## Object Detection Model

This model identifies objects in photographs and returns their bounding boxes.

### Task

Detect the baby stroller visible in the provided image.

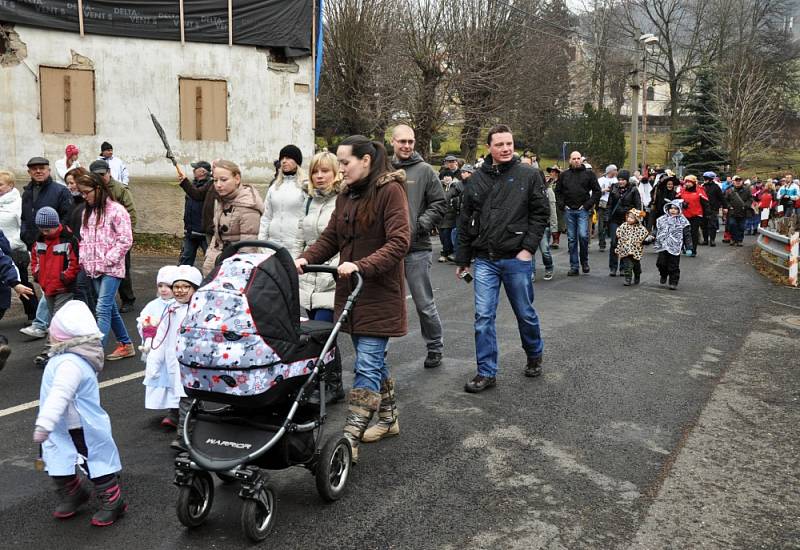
[173,240,362,542]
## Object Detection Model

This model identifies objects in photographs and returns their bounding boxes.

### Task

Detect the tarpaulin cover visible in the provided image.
[0,0,312,57]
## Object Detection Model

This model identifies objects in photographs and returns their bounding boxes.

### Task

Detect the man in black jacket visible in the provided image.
[455,124,550,393]
[701,171,725,246]
[177,161,212,266]
[554,151,601,275]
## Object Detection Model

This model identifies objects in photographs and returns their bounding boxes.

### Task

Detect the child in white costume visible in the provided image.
[142,265,202,448]
[136,265,179,361]
[33,300,126,526]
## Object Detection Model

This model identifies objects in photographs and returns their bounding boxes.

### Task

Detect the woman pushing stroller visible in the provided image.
[295,135,411,463]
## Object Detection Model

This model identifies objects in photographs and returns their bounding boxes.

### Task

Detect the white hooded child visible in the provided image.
[136,265,179,364]
[33,300,127,526]
[142,265,202,448]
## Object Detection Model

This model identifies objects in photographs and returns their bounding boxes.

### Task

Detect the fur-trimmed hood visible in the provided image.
[342,169,406,195]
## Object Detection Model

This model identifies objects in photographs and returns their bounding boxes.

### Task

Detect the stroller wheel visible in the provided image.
[241,484,276,542]
[316,436,352,502]
[176,471,214,528]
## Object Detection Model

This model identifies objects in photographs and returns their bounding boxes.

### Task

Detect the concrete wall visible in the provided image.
[1,25,314,233]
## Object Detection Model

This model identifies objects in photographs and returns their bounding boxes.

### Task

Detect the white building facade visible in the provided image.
[0,24,315,184]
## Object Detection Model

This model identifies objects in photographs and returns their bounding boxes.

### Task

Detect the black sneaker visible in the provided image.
[524,356,542,378]
[660,276,667,285]
[34,352,49,369]
[464,374,496,393]
[424,351,442,369]
[567,269,579,276]
[609,270,617,277]
[668,282,678,290]
[582,265,590,274]
[633,274,641,285]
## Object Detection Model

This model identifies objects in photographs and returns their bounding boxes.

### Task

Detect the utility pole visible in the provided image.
[629,69,639,174]
[638,33,659,175]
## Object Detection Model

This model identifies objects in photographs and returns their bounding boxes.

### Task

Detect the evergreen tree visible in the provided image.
[579,104,626,170]
[674,69,728,173]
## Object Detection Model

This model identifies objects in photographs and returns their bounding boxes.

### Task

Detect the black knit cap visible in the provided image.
[278,144,302,167]
[100,141,113,152]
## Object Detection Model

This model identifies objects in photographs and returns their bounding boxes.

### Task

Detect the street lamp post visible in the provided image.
[639,33,659,175]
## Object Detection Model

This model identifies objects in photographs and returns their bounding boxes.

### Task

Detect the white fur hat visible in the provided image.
[173,265,203,288]
[156,265,180,285]
[49,300,102,341]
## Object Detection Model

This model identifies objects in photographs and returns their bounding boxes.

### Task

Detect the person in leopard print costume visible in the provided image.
[614,209,650,286]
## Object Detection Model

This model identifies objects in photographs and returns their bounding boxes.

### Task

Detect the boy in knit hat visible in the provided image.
[34,300,127,526]
[31,207,80,316]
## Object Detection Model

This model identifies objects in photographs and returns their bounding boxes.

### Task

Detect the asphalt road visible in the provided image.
[0,237,797,549]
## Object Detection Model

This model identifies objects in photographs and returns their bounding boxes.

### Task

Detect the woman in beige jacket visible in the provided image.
[203,160,265,274]
[294,151,341,322]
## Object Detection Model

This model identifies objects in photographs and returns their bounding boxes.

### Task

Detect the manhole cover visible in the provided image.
[783,316,800,328]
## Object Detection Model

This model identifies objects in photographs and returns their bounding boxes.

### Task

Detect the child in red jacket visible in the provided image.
[31,207,80,316]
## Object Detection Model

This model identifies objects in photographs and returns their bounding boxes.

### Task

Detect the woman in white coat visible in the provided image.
[295,151,342,323]
[258,144,308,258]
[294,151,344,403]
[0,170,37,320]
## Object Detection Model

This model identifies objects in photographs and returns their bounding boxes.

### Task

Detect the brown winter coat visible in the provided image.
[301,171,411,337]
[203,184,265,274]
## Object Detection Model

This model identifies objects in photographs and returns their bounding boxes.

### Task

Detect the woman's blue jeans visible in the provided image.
[91,275,131,347]
[350,335,389,393]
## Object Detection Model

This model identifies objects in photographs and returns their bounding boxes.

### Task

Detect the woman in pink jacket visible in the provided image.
[74,173,135,360]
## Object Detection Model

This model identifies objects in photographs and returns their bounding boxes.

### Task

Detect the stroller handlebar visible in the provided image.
[303,265,364,300]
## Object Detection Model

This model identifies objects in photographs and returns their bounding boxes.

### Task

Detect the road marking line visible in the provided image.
[0,370,145,418]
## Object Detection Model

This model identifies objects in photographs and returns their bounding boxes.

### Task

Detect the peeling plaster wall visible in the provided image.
[0,25,314,233]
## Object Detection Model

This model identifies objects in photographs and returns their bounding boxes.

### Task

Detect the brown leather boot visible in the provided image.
[362,378,399,443]
[343,388,380,463]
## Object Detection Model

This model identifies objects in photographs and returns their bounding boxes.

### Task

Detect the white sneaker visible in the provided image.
[20,325,47,339]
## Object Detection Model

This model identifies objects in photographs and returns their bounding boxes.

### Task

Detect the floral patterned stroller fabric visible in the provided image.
[178,251,336,405]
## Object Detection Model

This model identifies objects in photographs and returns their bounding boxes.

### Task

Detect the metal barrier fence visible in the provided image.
[756,226,799,286]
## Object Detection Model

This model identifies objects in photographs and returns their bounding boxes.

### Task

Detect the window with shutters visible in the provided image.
[179,78,228,141]
[39,67,96,135]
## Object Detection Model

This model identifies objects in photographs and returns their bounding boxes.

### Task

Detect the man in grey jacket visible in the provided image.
[391,125,447,368]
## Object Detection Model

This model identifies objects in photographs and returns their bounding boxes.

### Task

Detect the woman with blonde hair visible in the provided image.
[294,151,344,403]
[0,170,38,320]
[203,160,264,274]
[258,145,308,258]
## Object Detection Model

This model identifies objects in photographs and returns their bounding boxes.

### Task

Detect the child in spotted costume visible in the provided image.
[651,199,692,290]
[614,208,650,286]
[142,265,202,450]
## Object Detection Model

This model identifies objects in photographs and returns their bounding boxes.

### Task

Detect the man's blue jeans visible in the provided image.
[565,208,590,270]
[91,275,131,347]
[608,222,620,272]
[473,258,544,378]
[728,217,746,243]
[532,227,553,274]
[179,233,208,267]
[351,335,389,393]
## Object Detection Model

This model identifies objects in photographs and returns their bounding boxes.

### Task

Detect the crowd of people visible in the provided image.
[3,125,798,527]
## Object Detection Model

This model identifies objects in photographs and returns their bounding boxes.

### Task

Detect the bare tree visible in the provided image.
[441,0,523,161]
[622,0,711,130]
[712,59,782,173]
[317,0,404,141]
[394,0,452,158]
